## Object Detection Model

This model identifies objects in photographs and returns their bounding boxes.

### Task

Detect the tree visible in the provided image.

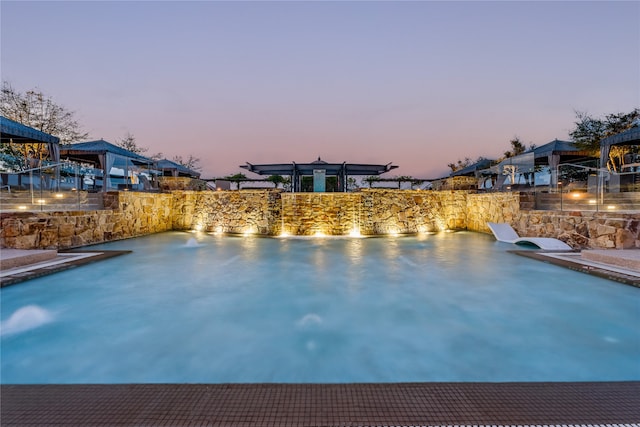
[395,175,415,189]
[1,81,88,145]
[1,81,89,164]
[225,173,247,190]
[503,137,530,159]
[447,157,472,173]
[116,132,148,154]
[265,174,285,189]
[281,176,292,192]
[363,176,380,188]
[570,109,640,172]
[570,108,639,153]
[347,177,359,192]
[173,155,202,172]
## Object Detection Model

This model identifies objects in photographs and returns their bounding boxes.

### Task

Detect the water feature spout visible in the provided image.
[184,237,202,247]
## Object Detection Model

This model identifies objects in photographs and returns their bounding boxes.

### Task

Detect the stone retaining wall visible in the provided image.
[1,191,173,249]
[1,189,638,250]
[465,192,639,249]
[515,211,639,250]
[176,190,281,235]
[359,190,468,234]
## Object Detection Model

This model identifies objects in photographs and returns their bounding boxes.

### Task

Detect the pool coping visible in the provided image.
[0,250,131,287]
[2,382,639,426]
[510,250,640,287]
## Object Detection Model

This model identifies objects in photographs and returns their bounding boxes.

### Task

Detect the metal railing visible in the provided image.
[1,157,105,211]
[534,163,640,211]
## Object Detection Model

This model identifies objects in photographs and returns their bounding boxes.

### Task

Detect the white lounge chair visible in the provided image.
[487,222,572,250]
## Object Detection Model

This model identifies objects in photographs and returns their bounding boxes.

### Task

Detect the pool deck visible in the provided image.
[511,248,640,287]
[0,248,131,286]
[2,382,639,426]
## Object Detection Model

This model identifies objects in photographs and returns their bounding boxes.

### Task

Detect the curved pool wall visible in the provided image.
[1,231,639,384]
[2,190,639,250]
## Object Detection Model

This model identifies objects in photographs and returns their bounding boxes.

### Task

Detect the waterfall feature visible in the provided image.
[191,189,453,236]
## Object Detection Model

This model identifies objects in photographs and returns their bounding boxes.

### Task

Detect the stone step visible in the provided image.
[0,249,58,270]
[581,249,640,272]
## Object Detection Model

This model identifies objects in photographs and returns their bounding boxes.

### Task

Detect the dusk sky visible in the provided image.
[2,1,638,179]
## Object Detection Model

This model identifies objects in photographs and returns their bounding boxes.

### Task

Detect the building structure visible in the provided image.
[599,124,640,192]
[240,157,398,192]
[483,139,594,191]
[60,139,156,191]
[0,116,61,164]
[156,158,201,179]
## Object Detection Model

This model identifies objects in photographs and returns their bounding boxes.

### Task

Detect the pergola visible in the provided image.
[240,157,398,192]
[60,139,155,191]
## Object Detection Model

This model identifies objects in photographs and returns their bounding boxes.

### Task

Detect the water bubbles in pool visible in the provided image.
[1,305,54,337]
[183,238,204,248]
[297,313,323,328]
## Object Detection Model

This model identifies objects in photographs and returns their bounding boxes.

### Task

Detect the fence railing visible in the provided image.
[534,163,640,211]
[0,157,107,211]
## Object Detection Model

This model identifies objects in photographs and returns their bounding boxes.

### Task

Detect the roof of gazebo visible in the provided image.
[240,157,398,176]
[156,158,201,178]
[0,116,60,145]
[60,139,154,164]
[601,125,640,148]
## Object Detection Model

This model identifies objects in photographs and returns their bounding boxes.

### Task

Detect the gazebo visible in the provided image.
[488,139,593,189]
[60,139,156,191]
[0,116,61,164]
[156,158,201,178]
[600,125,640,171]
[599,124,640,192]
[240,157,398,192]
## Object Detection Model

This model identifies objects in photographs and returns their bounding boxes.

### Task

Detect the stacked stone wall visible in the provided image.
[1,191,173,249]
[1,189,638,250]
[515,211,639,250]
[359,190,468,234]
[466,192,640,249]
[174,190,281,235]
[466,192,521,233]
[280,193,362,235]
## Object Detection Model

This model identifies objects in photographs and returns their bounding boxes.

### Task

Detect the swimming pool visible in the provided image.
[1,231,639,383]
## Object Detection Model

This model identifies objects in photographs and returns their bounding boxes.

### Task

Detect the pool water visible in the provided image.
[1,231,639,383]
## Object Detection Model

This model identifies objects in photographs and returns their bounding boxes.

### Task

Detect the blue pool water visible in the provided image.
[1,231,639,384]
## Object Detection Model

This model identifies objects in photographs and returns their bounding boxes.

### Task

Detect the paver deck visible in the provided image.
[2,382,639,426]
[0,248,57,269]
[581,249,640,272]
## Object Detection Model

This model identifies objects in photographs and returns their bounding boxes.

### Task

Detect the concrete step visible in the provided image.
[581,249,640,272]
[1,249,58,270]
